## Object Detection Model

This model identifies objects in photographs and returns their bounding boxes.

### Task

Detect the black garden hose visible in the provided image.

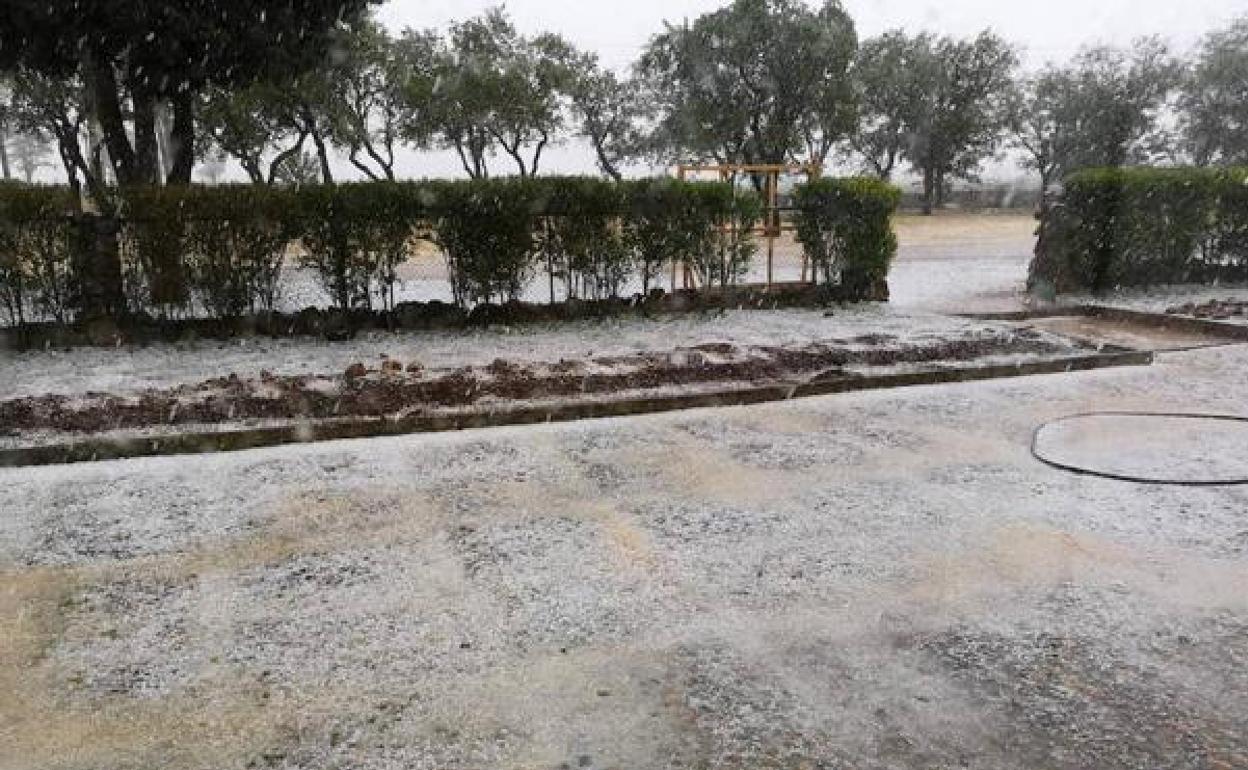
[1031,411,1248,486]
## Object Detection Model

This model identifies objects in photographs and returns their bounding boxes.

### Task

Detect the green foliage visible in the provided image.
[292,183,419,312]
[179,185,293,317]
[1,1,379,190]
[793,178,900,300]
[1031,167,1248,294]
[846,32,934,180]
[565,58,647,182]
[197,81,307,186]
[0,183,78,325]
[1180,16,1248,166]
[673,183,762,290]
[1010,38,1181,201]
[325,18,415,182]
[428,178,541,306]
[540,177,631,300]
[638,0,858,166]
[119,186,192,312]
[716,192,765,288]
[0,177,900,327]
[424,9,580,179]
[847,30,1016,214]
[623,180,732,293]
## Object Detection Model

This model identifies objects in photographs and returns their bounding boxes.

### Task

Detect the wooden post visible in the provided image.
[671,162,824,291]
[675,165,686,291]
[766,171,775,289]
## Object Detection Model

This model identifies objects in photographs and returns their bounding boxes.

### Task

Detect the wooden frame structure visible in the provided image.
[675,162,822,289]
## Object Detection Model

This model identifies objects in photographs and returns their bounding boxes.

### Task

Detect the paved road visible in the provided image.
[2,340,1245,769]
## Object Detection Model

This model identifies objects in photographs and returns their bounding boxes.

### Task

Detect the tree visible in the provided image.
[0,76,12,179]
[272,151,324,186]
[1059,39,1179,171]
[567,56,647,181]
[486,31,579,177]
[425,8,577,179]
[1180,16,1248,166]
[0,0,378,189]
[276,72,339,184]
[1008,36,1181,207]
[1006,69,1065,209]
[199,69,340,185]
[7,68,98,202]
[427,10,509,178]
[327,19,430,181]
[638,0,858,171]
[845,32,937,179]
[903,32,1018,214]
[393,29,443,161]
[198,82,309,185]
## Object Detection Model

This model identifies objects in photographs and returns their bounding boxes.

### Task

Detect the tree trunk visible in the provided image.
[0,123,10,180]
[498,138,528,177]
[348,147,383,181]
[1037,168,1052,217]
[88,57,139,186]
[130,86,160,185]
[243,161,265,184]
[56,139,84,203]
[453,142,479,179]
[266,130,308,185]
[921,166,934,216]
[310,128,334,184]
[166,90,195,185]
[531,132,548,177]
[934,169,946,210]
[362,140,395,181]
[594,141,623,182]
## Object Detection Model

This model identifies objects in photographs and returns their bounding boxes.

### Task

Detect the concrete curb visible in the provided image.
[0,349,1153,469]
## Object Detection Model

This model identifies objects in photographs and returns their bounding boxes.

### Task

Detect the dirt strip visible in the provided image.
[0,347,1152,468]
[0,333,1082,437]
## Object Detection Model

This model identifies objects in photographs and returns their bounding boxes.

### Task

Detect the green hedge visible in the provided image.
[793,178,900,301]
[0,183,80,326]
[293,182,421,313]
[0,176,898,327]
[539,177,629,301]
[180,185,293,317]
[1030,167,1248,294]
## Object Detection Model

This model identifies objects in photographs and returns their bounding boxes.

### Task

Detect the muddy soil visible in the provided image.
[0,331,1083,437]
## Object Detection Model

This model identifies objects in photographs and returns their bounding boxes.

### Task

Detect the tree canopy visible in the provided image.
[1180,16,1248,166]
[638,0,858,168]
[1008,36,1181,205]
[0,0,378,188]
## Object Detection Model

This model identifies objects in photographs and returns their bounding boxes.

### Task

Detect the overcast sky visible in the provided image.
[364,0,1244,181]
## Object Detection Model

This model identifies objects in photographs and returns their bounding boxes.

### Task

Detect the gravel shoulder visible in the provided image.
[2,342,1246,770]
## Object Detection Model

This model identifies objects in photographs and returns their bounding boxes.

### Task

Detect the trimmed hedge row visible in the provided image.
[793,178,900,301]
[1030,167,1248,295]
[0,184,82,326]
[0,177,898,329]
